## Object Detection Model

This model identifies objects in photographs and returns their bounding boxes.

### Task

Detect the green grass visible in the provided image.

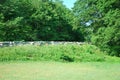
[0,44,120,62]
[0,61,120,80]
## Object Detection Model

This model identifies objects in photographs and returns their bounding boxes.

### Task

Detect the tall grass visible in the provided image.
[0,44,120,62]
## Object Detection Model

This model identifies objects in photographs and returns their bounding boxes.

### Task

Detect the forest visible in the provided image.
[0,0,120,57]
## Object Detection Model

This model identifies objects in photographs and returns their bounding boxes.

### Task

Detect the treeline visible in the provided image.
[73,0,120,56]
[0,0,84,41]
[0,0,120,57]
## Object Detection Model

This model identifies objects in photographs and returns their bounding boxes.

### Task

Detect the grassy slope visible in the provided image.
[0,61,120,80]
[0,44,120,62]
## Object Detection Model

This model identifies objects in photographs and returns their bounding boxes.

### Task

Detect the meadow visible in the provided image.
[0,44,120,80]
[0,61,120,80]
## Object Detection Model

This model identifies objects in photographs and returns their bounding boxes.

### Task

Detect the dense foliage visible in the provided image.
[0,0,84,41]
[73,0,120,56]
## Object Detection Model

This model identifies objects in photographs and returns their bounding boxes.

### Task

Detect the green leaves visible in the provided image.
[73,0,120,56]
[0,0,83,41]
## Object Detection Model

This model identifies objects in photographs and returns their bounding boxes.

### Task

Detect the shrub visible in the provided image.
[0,44,120,62]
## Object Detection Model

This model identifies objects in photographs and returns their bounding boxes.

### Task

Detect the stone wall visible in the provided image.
[0,41,85,47]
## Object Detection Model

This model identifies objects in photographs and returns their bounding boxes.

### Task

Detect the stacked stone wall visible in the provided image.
[0,41,85,47]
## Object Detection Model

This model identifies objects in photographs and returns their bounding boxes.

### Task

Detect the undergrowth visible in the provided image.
[0,44,120,62]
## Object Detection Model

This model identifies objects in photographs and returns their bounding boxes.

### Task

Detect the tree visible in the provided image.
[29,0,83,41]
[73,0,120,56]
[0,0,36,41]
[0,0,84,41]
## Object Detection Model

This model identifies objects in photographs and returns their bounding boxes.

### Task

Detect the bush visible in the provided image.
[0,44,120,62]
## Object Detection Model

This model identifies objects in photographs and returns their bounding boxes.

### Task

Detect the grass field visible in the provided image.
[0,61,120,80]
[0,44,120,80]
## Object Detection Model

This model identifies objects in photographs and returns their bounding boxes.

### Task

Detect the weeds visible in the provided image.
[0,44,120,62]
